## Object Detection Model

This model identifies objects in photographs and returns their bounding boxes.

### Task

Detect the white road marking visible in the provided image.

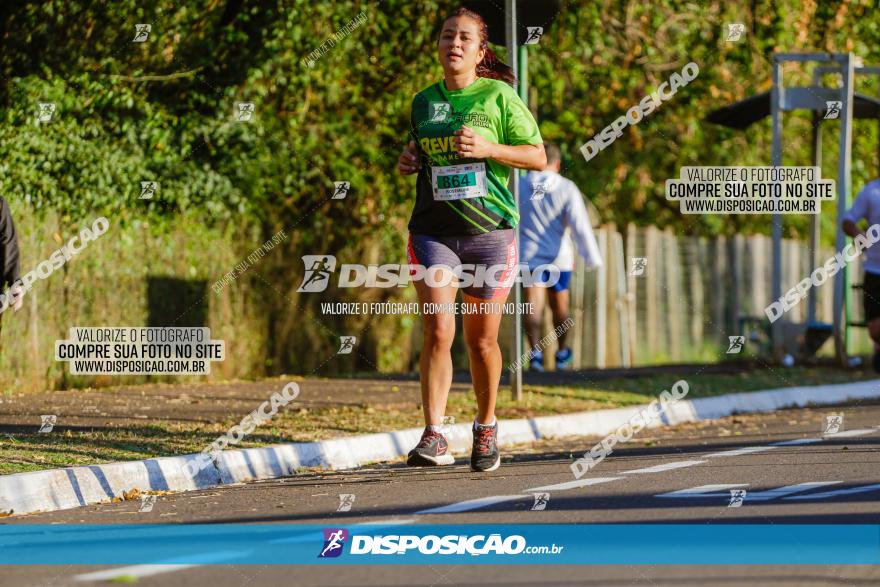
[353,518,417,525]
[417,494,525,514]
[824,428,879,438]
[525,477,622,492]
[73,551,250,582]
[656,484,749,498]
[74,518,418,581]
[75,565,202,582]
[621,460,705,474]
[704,446,778,458]
[784,483,880,500]
[742,481,842,501]
[771,438,822,446]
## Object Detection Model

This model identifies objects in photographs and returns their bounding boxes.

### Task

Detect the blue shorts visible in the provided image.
[537,270,572,292]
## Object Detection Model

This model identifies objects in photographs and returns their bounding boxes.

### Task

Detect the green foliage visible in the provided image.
[3,0,879,239]
[2,0,880,380]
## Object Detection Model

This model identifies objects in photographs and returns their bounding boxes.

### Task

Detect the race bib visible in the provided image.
[431,163,488,201]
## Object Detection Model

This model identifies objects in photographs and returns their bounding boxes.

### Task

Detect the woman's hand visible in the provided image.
[453,126,494,159]
[397,140,421,175]
[9,283,23,312]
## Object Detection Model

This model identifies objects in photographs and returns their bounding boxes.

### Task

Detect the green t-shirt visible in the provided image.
[407,76,542,236]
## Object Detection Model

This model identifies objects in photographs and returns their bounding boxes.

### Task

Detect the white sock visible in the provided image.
[474,418,496,429]
[427,424,442,433]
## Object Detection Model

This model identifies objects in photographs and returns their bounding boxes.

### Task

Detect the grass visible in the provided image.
[0,367,875,476]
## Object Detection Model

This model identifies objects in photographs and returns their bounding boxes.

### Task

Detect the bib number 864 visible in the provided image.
[437,172,473,189]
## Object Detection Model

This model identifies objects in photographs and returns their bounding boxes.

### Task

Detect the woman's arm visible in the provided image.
[453,127,546,171]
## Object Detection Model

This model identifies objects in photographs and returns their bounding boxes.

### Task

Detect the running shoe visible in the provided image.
[555,347,573,370]
[529,351,545,372]
[470,421,500,472]
[407,427,455,466]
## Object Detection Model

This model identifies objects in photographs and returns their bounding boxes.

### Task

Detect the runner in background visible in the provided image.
[0,197,22,325]
[397,7,545,472]
[842,177,880,372]
[519,143,602,371]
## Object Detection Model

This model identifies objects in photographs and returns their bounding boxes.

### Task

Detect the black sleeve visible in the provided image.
[0,198,21,289]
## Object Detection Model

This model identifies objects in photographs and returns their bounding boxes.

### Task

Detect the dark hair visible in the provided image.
[544,143,561,165]
[443,7,516,86]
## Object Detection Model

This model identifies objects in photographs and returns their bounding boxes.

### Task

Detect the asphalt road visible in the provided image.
[3,401,880,586]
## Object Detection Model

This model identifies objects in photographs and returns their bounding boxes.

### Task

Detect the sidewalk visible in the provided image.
[0,365,878,516]
[0,363,873,477]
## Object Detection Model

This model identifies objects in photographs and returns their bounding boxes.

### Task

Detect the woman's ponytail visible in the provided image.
[477,45,516,85]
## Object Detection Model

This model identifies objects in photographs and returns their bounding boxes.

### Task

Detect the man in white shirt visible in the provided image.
[519,144,602,371]
[842,178,880,371]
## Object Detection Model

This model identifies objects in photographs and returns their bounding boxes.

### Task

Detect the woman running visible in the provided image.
[397,7,545,472]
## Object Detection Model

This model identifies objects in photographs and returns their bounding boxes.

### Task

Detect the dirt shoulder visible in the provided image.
[0,364,873,475]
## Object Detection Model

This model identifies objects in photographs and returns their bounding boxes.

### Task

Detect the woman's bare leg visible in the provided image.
[414,275,459,425]
[462,293,507,425]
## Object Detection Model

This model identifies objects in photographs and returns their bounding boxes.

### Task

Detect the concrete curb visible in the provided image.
[2,378,878,517]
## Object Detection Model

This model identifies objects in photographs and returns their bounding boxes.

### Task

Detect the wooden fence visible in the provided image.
[500,224,873,370]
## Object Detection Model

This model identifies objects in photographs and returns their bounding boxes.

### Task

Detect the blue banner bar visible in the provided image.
[0,524,877,565]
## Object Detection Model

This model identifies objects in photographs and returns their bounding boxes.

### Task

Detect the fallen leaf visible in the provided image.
[122,488,141,501]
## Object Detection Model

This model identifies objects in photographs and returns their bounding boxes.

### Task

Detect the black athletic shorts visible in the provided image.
[407,230,517,299]
[864,271,880,322]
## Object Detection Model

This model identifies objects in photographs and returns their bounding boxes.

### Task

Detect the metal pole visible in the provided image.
[770,57,784,361]
[518,44,529,104]
[506,0,522,401]
[807,114,822,324]
[834,53,855,365]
